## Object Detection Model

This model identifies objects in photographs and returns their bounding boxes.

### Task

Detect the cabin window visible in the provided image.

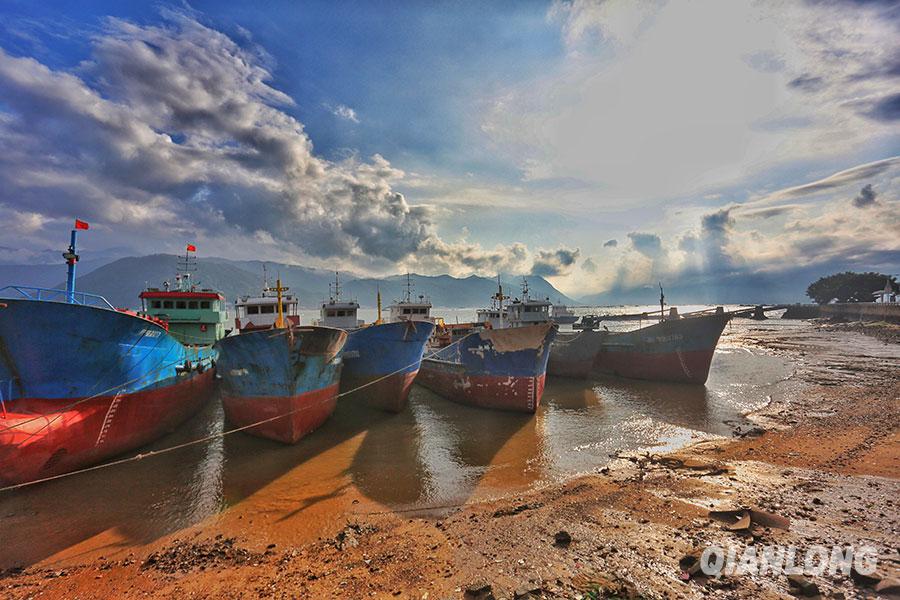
[200,301,210,309]
[188,301,198,309]
[327,310,337,317]
[261,305,275,314]
[282,304,290,314]
[163,301,173,309]
[403,308,411,314]
[247,306,259,315]
[337,310,346,317]
[151,300,162,309]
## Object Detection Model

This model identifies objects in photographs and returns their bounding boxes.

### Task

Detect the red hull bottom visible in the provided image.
[0,370,215,486]
[341,371,418,413]
[416,369,546,413]
[595,348,717,384]
[221,383,339,444]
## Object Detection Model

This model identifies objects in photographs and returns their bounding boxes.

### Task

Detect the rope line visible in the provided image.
[0,337,462,493]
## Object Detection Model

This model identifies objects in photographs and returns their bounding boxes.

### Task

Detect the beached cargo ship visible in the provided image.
[0,227,215,486]
[320,273,434,412]
[216,278,347,444]
[548,308,729,383]
[417,322,557,413]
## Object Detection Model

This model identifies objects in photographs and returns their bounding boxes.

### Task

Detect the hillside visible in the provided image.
[2,254,578,309]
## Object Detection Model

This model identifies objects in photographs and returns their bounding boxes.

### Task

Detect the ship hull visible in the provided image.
[548,311,729,384]
[0,299,215,486]
[215,326,346,444]
[417,323,556,413]
[340,321,435,412]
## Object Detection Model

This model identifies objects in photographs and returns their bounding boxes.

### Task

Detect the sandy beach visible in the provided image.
[2,319,898,599]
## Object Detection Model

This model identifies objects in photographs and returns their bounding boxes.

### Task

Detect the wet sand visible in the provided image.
[1,319,898,598]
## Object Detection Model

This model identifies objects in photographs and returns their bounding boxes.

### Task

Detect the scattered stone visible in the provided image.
[492,502,543,518]
[142,537,262,574]
[553,531,572,546]
[787,574,819,597]
[513,585,542,599]
[464,581,495,600]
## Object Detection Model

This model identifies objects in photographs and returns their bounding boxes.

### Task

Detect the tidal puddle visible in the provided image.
[0,319,795,569]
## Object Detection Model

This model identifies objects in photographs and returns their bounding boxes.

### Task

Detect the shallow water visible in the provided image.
[0,315,796,568]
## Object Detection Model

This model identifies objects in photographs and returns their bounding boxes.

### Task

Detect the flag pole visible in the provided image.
[64,229,79,304]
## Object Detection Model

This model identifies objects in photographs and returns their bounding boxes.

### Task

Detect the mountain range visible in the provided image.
[0,255,578,309]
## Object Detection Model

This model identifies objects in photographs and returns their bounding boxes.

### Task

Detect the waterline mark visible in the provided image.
[698,544,878,578]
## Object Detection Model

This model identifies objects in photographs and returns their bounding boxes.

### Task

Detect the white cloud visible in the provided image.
[328,103,360,123]
[483,0,900,200]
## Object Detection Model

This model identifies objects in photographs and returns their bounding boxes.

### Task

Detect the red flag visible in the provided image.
[186,244,197,252]
[74,219,89,230]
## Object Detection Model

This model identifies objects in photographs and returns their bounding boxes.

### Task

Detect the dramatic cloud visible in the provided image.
[581,257,598,273]
[627,232,663,258]
[603,239,618,247]
[852,184,879,208]
[0,12,533,275]
[531,247,581,276]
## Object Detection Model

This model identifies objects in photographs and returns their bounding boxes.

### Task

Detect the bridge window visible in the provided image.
[247,306,259,315]
[151,300,162,309]
[188,301,198,309]
[200,301,210,309]
[163,301,173,309]
[261,305,275,314]
[176,301,186,309]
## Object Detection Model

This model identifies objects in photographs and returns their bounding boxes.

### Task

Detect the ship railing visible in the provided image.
[0,285,116,310]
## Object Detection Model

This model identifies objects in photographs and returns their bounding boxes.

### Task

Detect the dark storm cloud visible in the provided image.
[531,247,581,276]
[865,92,900,122]
[852,183,879,208]
[627,232,662,258]
[603,239,618,247]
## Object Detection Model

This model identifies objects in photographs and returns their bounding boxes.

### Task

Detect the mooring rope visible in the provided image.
[0,335,462,493]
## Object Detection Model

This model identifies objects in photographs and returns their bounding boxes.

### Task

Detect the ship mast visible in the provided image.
[404,271,413,303]
[376,285,382,324]
[273,275,289,329]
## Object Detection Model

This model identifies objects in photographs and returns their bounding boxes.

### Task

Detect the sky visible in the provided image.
[0,0,897,299]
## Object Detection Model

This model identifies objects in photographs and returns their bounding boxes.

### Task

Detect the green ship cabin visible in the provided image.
[140,272,227,346]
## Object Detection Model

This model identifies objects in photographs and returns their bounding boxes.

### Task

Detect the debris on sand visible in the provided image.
[708,507,790,532]
[141,537,262,574]
[492,502,544,518]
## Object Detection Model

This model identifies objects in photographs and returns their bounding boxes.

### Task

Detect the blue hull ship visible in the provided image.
[340,320,435,412]
[216,325,347,444]
[0,227,216,486]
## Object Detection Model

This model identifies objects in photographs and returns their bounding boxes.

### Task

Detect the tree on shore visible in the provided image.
[806,272,898,304]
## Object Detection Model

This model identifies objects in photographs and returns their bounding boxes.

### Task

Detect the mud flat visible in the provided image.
[2,322,898,599]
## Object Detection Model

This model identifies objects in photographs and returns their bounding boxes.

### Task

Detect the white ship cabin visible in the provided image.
[388,273,434,323]
[505,279,551,327]
[318,272,364,329]
[320,299,362,329]
[476,305,506,329]
[235,291,300,332]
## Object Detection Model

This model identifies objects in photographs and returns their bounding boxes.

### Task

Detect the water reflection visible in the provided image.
[0,331,794,569]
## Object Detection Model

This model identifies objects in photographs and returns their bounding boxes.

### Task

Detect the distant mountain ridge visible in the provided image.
[0,254,578,309]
